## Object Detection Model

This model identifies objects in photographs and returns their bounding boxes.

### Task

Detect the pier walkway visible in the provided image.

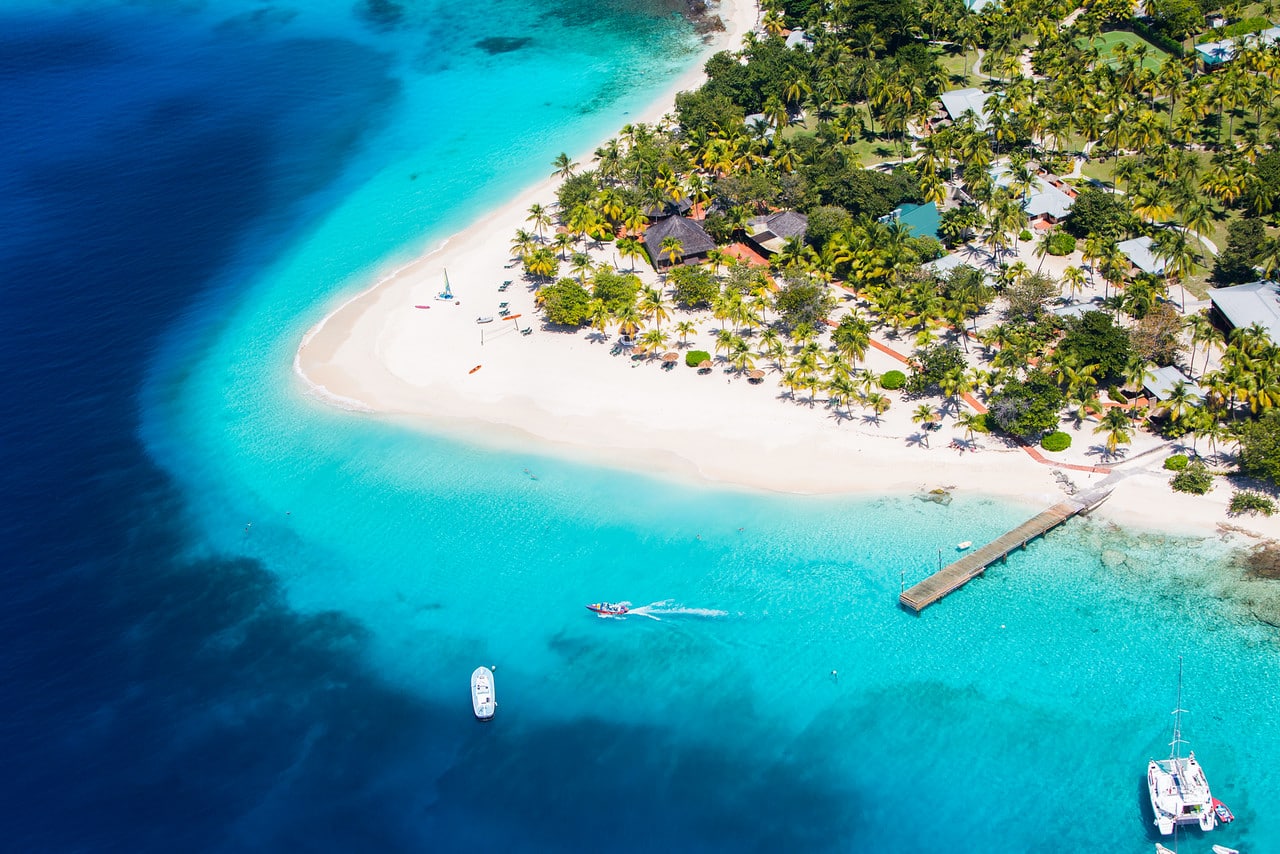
[899,488,1112,613]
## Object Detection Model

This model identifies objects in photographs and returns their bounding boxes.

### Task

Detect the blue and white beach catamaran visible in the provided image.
[436,269,454,301]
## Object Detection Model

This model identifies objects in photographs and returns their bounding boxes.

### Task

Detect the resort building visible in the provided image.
[643,215,715,268]
[939,87,993,129]
[1143,365,1204,403]
[746,210,808,255]
[991,166,1075,227]
[878,202,941,240]
[1207,280,1280,344]
[1195,25,1280,67]
[1117,235,1166,277]
[784,29,814,51]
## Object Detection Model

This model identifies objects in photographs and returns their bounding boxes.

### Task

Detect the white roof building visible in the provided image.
[1207,280,1280,344]
[939,88,992,129]
[784,29,814,50]
[1117,235,1166,276]
[1143,365,1204,402]
[991,167,1075,222]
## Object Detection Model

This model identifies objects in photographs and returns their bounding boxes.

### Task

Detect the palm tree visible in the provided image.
[553,232,574,261]
[510,229,537,260]
[956,409,984,442]
[673,320,696,348]
[638,286,670,330]
[1094,407,1133,457]
[526,203,552,241]
[863,391,891,423]
[729,337,756,373]
[587,298,611,337]
[615,235,643,271]
[551,152,579,179]
[659,236,684,267]
[637,327,669,357]
[827,374,858,419]
[570,252,594,284]
[615,304,641,339]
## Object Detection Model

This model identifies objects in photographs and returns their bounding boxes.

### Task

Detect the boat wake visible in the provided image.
[625,600,728,621]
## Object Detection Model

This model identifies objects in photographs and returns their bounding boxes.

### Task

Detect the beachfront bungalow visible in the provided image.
[743,113,776,139]
[643,215,715,269]
[1196,25,1280,67]
[992,166,1075,228]
[746,210,808,255]
[784,29,814,51]
[1207,280,1280,344]
[1117,235,1166,277]
[939,88,993,130]
[878,202,941,240]
[1142,365,1204,404]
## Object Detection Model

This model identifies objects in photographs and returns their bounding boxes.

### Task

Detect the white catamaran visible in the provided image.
[1147,658,1215,836]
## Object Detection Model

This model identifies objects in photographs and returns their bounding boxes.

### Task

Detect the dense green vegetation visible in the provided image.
[513,0,1280,483]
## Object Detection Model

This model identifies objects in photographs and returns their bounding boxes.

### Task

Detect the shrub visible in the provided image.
[1170,460,1214,495]
[685,349,711,368]
[1238,409,1280,486]
[907,343,966,393]
[1163,454,1189,471]
[539,278,592,326]
[1040,431,1072,452]
[987,371,1064,438]
[881,370,906,390]
[667,265,718,309]
[1018,229,1033,242]
[1228,490,1277,518]
[1045,231,1077,256]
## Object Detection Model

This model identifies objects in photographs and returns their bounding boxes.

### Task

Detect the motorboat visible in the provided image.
[957,541,972,550]
[476,316,494,324]
[1212,845,1240,854]
[1147,659,1216,836]
[1155,845,1175,854]
[1212,798,1235,824]
[586,602,629,616]
[471,666,495,721]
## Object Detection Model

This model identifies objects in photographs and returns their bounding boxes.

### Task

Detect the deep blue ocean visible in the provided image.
[2,2,1278,852]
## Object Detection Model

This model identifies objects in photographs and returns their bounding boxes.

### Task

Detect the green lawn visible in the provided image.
[934,46,983,89]
[1079,31,1171,71]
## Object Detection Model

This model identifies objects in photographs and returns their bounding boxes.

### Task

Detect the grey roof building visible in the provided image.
[1143,365,1203,403]
[746,210,808,254]
[1207,280,1280,344]
[939,88,993,129]
[643,215,715,268]
[1117,236,1166,277]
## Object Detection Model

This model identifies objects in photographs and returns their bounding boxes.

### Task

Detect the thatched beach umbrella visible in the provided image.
[747,369,766,383]
[661,352,679,363]
[696,359,713,374]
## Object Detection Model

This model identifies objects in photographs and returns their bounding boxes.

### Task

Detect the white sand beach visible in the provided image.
[296,0,1280,544]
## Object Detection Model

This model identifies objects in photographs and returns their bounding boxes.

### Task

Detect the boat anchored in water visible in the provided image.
[1147,658,1216,836]
[586,602,628,616]
[471,666,495,721]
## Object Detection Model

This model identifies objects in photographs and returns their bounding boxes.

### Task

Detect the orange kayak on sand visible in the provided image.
[468,365,482,374]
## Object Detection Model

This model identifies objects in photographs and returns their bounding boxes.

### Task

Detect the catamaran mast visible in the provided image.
[1170,656,1188,763]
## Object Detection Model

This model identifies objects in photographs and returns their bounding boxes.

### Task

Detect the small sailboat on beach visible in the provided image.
[471,666,495,721]
[436,269,455,301]
[1147,658,1216,836]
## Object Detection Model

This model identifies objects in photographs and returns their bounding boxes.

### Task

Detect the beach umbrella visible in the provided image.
[661,352,679,363]
[696,360,713,372]
[747,369,766,382]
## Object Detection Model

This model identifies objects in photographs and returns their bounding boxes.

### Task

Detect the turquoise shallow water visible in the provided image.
[16,0,1277,849]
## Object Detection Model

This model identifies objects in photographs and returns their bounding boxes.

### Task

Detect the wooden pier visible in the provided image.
[899,488,1111,613]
